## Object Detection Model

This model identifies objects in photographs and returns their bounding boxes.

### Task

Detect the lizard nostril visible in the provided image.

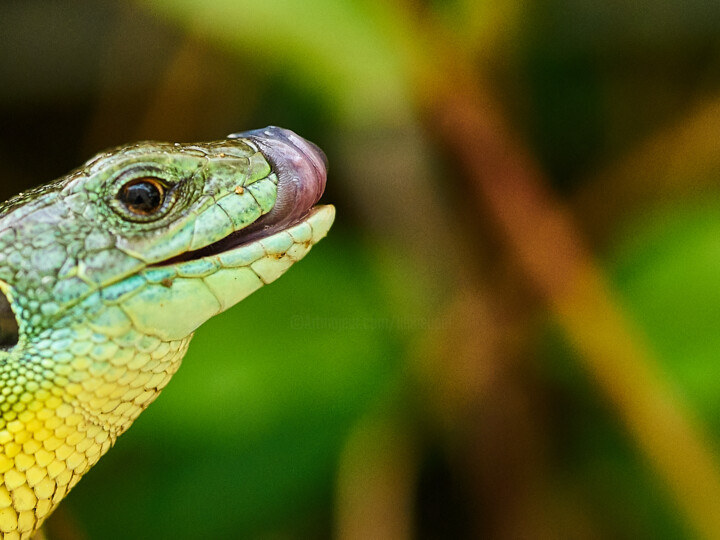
[0,290,18,350]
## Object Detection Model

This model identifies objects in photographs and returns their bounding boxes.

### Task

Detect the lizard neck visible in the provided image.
[0,310,192,537]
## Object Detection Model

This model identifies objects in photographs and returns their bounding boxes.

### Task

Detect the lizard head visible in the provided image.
[0,126,333,344]
[0,127,333,535]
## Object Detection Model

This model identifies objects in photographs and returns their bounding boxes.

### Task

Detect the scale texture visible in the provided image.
[0,129,333,538]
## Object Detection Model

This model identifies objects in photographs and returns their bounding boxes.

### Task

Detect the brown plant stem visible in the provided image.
[423,65,720,540]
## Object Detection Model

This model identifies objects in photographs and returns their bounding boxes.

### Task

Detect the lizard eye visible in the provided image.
[119,178,167,216]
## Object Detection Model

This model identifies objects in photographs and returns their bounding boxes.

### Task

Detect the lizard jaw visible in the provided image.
[212,126,329,252]
[157,127,329,264]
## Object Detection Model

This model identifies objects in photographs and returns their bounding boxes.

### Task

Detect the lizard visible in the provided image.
[0,126,334,539]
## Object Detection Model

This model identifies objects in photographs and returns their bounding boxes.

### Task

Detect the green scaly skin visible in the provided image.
[0,128,334,539]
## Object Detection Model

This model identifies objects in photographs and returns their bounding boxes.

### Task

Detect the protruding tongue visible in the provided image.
[228,126,328,237]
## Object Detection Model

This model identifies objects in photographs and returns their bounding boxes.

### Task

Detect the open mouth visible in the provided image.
[157,127,328,265]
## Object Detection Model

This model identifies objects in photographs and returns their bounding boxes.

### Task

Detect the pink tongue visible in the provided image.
[220,126,329,244]
[228,126,328,235]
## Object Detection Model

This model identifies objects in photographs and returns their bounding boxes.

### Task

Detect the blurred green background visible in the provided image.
[4,1,720,539]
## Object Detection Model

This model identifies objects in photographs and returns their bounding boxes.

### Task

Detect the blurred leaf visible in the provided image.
[539,194,720,539]
[137,0,413,126]
[540,328,688,540]
[611,196,720,424]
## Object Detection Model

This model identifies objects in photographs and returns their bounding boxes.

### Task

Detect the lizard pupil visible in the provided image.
[119,178,165,215]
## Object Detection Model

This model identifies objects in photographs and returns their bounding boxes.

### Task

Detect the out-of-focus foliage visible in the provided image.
[3,1,720,539]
